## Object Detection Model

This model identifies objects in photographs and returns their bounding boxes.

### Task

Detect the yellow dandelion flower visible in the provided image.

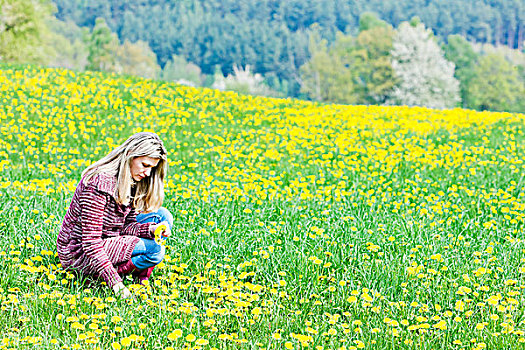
[347,296,357,303]
[168,329,182,341]
[434,320,447,330]
[120,337,131,347]
[196,339,209,346]
[111,316,122,323]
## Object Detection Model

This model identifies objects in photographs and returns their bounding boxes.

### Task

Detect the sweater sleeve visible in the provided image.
[79,185,122,287]
[122,207,154,239]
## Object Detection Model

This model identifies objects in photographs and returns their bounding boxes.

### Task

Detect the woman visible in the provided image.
[57,132,173,297]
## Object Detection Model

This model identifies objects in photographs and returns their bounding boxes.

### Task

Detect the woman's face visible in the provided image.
[130,156,160,182]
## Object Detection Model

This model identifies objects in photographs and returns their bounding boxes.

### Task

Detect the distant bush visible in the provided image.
[113,40,160,79]
[160,55,203,86]
[46,18,89,71]
[212,65,278,97]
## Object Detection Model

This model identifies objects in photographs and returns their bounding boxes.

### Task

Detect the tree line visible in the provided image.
[301,15,524,112]
[1,0,523,112]
[51,0,525,71]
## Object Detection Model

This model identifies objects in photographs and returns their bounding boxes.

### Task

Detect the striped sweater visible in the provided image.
[57,172,154,287]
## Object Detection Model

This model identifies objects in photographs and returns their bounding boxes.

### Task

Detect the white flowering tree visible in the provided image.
[387,21,460,109]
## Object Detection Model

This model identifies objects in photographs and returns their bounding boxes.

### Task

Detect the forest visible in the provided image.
[1,0,524,112]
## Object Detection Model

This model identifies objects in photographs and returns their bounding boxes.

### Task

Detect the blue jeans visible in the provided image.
[132,207,173,269]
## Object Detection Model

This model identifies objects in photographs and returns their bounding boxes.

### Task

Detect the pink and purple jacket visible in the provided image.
[57,172,153,287]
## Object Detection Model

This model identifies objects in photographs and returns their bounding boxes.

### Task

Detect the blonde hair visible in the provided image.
[82,132,168,213]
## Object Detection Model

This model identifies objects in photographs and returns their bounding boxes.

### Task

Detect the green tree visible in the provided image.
[351,17,395,104]
[467,54,524,112]
[358,11,388,32]
[86,17,118,71]
[0,0,55,63]
[299,32,357,103]
[444,35,479,108]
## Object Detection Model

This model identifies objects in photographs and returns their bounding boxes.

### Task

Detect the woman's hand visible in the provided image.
[112,282,131,298]
[150,221,171,238]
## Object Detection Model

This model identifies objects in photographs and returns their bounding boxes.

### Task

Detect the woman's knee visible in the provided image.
[157,207,174,229]
[136,207,173,229]
[145,245,165,265]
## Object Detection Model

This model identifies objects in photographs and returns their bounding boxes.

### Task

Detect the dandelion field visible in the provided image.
[0,64,525,350]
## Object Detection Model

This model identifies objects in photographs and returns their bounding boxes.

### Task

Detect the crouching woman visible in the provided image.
[57,132,173,298]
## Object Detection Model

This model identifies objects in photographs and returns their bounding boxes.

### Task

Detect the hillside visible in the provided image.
[0,65,525,349]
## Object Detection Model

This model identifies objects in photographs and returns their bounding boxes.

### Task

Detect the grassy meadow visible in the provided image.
[0,64,524,350]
